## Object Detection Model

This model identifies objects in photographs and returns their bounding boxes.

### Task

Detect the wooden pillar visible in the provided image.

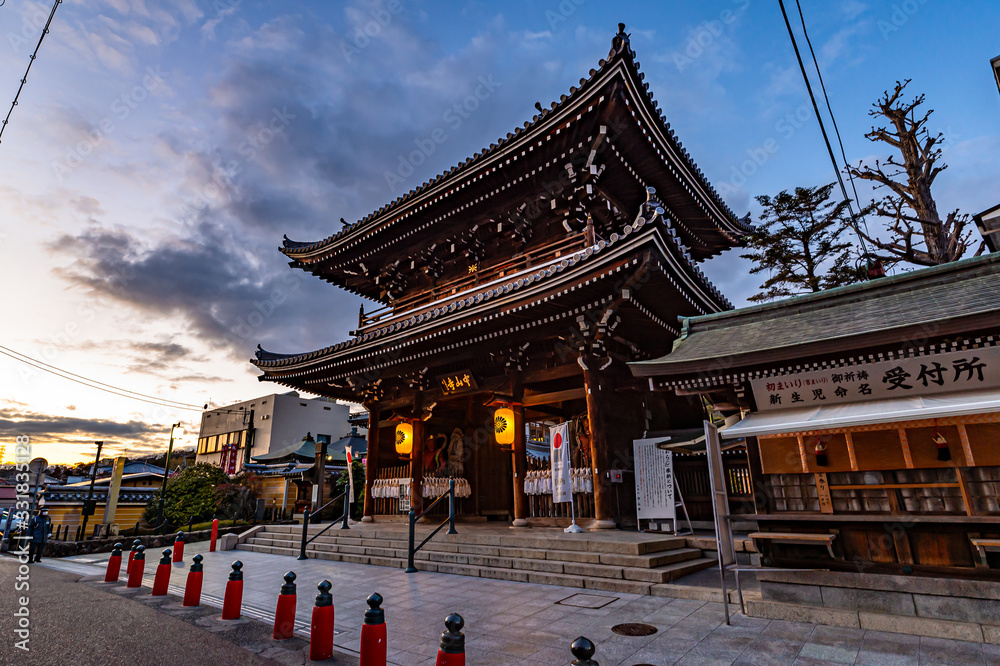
[362,403,381,522]
[410,419,426,516]
[466,398,479,517]
[582,357,615,528]
[510,370,529,527]
[281,478,290,515]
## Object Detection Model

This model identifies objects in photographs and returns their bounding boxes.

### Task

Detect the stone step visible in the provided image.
[244,534,703,579]
[236,543,716,591]
[256,525,685,555]
[245,531,698,569]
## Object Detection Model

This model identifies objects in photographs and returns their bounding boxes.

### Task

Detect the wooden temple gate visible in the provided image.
[251,25,749,529]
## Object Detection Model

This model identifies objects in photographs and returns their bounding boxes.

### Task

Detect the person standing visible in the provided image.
[27,508,51,563]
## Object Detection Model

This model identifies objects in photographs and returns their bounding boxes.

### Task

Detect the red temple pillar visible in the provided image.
[582,358,615,529]
[409,419,425,516]
[362,403,380,522]
[510,371,529,527]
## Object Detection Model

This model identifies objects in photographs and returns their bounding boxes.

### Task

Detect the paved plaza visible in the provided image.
[36,537,999,665]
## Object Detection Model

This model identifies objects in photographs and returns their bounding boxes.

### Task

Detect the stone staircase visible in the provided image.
[235,524,716,595]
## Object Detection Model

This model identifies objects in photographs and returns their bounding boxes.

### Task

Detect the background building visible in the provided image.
[195,391,355,472]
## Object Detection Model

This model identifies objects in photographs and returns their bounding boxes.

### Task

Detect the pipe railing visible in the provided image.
[297,490,350,560]
[406,479,457,573]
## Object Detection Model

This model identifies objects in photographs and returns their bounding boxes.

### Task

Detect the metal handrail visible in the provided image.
[297,490,350,560]
[406,479,457,573]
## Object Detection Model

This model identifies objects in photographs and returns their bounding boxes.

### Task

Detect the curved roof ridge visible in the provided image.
[280,23,746,258]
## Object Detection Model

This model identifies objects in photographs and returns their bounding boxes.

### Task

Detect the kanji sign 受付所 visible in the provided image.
[750,347,1000,411]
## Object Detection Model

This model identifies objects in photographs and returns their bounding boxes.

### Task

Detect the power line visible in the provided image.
[0,345,204,411]
[0,0,62,145]
[792,0,872,238]
[776,0,871,256]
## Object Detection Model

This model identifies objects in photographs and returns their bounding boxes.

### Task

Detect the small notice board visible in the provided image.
[633,438,676,528]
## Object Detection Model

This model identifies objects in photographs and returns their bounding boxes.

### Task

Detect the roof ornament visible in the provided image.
[611,22,630,56]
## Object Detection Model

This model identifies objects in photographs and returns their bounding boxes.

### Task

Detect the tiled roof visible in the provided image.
[254,206,729,369]
[630,253,1000,377]
[279,23,748,260]
[44,486,158,504]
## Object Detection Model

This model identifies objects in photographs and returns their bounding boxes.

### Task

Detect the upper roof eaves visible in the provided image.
[280,23,748,261]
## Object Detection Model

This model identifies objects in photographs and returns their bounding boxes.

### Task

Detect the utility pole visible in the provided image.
[243,409,255,468]
[79,441,103,541]
[156,423,182,534]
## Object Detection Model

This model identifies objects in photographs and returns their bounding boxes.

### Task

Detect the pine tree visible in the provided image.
[741,183,858,303]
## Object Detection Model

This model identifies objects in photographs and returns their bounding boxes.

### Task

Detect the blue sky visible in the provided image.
[1,0,998,462]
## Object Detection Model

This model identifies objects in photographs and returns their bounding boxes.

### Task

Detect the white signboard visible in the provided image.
[549,423,572,503]
[633,438,676,522]
[751,347,1000,412]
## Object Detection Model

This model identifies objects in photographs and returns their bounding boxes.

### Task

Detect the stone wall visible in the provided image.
[37,521,296,558]
[751,569,1000,642]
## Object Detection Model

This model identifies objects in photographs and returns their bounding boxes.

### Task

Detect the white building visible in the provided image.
[195,392,352,471]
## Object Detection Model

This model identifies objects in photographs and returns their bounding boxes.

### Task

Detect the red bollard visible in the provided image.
[309,580,335,661]
[151,549,172,596]
[359,592,387,666]
[126,545,146,588]
[210,518,219,552]
[221,561,244,620]
[273,571,297,640]
[104,543,123,582]
[172,531,185,563]
[183,554,204,607]
[126,539,141,575]
[434,613,465,666]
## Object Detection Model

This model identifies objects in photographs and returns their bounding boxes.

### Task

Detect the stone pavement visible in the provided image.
[51,539,1000,665]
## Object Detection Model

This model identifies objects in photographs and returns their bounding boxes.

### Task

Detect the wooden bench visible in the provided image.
[969,537,1000,568]
[748,532,840,559]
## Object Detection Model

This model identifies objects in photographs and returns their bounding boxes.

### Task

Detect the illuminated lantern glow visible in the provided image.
[395,422,413,456]
[494,407,515,445]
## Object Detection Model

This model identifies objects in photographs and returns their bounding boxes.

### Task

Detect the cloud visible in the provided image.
[0,407,163,440]
[47,5,614,362]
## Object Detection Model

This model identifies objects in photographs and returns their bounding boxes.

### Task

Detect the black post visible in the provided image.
[80,441,104,541]
[570,636,599,665]
[75,525,81,541]
[188,516,193,532]
[157,424,180,535]
[405,509,417,573]
[298,508,310,560]
[447,479,457,535]
[341,492,350,530]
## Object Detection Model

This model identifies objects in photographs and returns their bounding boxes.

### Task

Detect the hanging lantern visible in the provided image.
[395,422,413,456]
[494,407,515,445]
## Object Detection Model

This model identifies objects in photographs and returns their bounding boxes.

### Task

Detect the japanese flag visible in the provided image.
[549,422,572,503]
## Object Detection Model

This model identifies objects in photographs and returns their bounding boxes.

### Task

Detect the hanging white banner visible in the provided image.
[346,446,355,496]
[549,422,572,503]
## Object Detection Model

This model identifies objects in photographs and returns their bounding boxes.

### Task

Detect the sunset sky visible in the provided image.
[1,0,998,464]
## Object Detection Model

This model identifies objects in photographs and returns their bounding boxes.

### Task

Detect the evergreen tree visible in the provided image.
[741,183,858,303]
